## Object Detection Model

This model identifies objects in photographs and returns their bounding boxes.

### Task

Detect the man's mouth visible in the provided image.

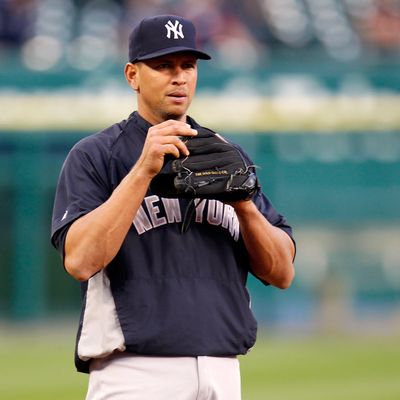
[168,91,187,98]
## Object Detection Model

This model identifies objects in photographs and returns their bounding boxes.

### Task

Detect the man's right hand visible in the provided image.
[135,119,198,179]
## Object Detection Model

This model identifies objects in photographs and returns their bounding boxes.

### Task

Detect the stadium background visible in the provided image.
[0,0,399,399]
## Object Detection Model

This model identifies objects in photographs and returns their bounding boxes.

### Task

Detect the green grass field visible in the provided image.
[1,326,399,400]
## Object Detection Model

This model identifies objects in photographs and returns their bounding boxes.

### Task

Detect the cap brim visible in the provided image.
[133,46,211,62]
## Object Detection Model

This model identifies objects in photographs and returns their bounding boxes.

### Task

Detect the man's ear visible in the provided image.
[124,63,139,91]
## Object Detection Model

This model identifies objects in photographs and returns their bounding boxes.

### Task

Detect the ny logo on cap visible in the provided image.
[165,20,184,39]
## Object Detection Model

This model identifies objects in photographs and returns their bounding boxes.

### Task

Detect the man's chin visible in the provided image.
[162,108,188,122]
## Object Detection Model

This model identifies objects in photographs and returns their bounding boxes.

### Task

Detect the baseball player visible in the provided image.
[51,14,295,400]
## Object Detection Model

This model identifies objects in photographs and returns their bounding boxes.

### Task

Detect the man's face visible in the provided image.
[131,52,198,124]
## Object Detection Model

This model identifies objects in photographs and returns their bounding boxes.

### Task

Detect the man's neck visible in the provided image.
[137,110,187,126]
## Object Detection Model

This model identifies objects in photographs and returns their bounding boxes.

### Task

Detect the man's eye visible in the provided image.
[156,63,170,69]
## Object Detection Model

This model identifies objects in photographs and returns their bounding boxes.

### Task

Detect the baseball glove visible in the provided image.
[150,127,259,202]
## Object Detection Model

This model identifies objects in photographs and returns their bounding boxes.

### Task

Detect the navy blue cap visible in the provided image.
[129,15,211,63]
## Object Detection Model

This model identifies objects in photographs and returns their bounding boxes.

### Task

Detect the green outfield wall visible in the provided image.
[0,130,399,326]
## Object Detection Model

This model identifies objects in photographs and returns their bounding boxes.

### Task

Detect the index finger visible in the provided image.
[149,120,198,138]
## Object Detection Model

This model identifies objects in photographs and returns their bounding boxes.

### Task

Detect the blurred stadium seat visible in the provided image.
[0,0,399,71]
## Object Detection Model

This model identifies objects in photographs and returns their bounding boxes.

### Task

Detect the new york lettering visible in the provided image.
[133,196,240,240]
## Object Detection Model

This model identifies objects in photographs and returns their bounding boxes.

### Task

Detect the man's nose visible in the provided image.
[172,67,186,84]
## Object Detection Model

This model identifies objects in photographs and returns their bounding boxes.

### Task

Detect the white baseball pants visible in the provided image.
[85,352,241,400]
